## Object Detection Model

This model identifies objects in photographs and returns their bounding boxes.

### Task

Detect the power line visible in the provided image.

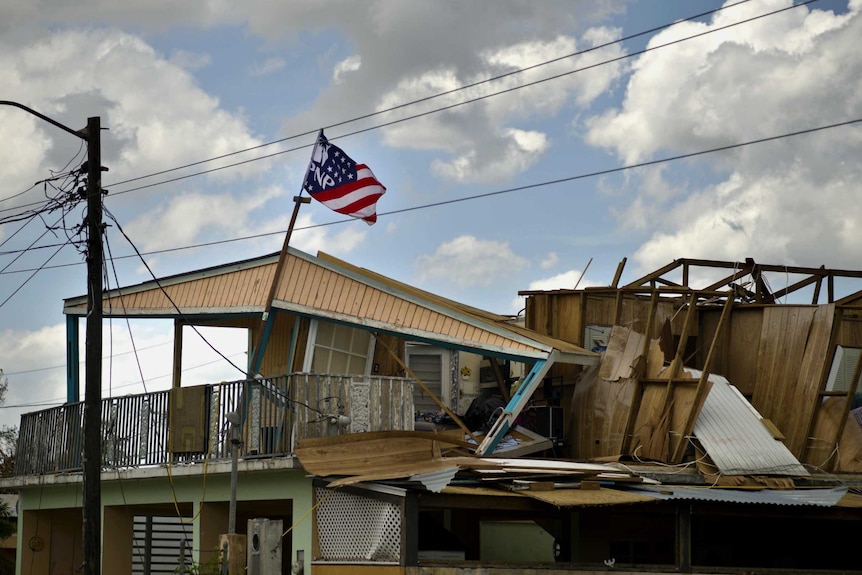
[0,0,803,220]
[1,340,173,375]
[0,351,248,409]
[102,0,758,191]
[104,207,247,377]
[0,113,857,277]
[105,0,820,198]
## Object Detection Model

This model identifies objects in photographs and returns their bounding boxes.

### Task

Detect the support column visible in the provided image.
[66,315,80,403]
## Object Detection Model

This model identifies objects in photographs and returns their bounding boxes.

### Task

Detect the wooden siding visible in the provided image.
[750,305,833,457]
[272,255,541,355]
[698,307,764,396]
[67,250,575,361]
[88,263,275,313]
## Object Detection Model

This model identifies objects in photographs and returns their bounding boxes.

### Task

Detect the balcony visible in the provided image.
[15,373,415,477]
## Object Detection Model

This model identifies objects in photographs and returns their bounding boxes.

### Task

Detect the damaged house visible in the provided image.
[3,254,862,574]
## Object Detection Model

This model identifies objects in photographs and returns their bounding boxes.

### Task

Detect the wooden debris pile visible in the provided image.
[295,430,652,494]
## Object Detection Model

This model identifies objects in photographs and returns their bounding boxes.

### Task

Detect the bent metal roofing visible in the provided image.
[63,247,597,365]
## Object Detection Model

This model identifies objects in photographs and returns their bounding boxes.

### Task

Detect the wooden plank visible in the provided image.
[629,382,671,461]
[297,433,451,477]
[751,307,817,434]
[788,305,838,457]
[805,397,862,473]
[724,307,763,396]
[650,293,697,460]
[670,296,732,463]
[620,291,659,449]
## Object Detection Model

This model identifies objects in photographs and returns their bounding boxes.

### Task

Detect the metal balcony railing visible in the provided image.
[15,373,414,477]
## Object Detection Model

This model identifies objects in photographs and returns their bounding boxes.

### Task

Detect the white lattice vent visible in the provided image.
[315,487,402,563]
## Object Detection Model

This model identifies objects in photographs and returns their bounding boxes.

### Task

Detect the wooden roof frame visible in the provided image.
[63,247,598,366]
[520,257,862,306]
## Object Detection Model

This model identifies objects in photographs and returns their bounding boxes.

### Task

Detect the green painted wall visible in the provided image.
[15,467,313,575]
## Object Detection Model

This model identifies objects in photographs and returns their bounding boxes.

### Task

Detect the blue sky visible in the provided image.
[1,0,861,426]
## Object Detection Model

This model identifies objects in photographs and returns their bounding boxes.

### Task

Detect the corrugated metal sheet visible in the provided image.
[65,248,596,364]
[691,370,809,477]
[628,485,848,507]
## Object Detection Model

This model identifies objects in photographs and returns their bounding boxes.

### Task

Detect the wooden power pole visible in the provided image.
[0,102,104,575]
[82,115,103,575]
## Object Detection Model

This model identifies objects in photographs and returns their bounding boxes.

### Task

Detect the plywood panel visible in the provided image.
[569,327,645,459]
[628,382,671,461]
[169,385,208,453]
[804,397,862,473]
[372,333,405,377]
[722,308,763,396]
[751,307,817,433]
[785,304,835,456]
[555,294,584,344]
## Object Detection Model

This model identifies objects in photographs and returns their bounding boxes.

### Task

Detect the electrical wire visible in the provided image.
[0,351,248,409]
[107,0,820,198]
[103,0,759,191]
[103,207,246,377]
[1,340,172,376]
[0,238,72,311]
[0,0,817,219]
[0,113,858,279]
[104,228,150,394]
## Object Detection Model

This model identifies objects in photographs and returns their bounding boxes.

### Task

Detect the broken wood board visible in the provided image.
[295,430,474,477]
[441,425,553,458]
[598,326,647,381]
[804,397,862,473]
[326,460,460,489]
[751,305,833,457]
[628,367,714,464]
[517,486,657,508]
[569,326,666,460]
[446,457,625,474]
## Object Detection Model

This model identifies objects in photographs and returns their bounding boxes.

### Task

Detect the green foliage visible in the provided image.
[174,548,225,575]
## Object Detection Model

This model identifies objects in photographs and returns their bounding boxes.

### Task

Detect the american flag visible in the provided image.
[302,131,386,225]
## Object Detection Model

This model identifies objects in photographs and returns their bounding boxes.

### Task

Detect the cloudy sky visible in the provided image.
[0,0,860,427]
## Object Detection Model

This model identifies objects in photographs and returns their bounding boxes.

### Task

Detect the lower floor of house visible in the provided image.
[9,465,862,575]
[13,462,312,574]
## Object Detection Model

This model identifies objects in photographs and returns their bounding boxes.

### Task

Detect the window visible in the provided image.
[304,320,374,376]
[826,346,862,393]
[406,344,452,414]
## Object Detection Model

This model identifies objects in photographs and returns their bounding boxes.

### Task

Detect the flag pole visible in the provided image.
[247,132,321,376]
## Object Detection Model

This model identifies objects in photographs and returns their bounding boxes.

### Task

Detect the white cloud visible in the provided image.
[249,56,286,77]
[582,1,862,275]
[0,28,268,198]
[169,49,212,71]
[415,235,528,288]
[540,252,558,269]
[509,269,603,312]
[431,128,548,184]
[123,185,285,251]
[333,55,361,83]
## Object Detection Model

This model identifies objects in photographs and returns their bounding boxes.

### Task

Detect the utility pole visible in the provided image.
[0,102,103,575]
[82,115,103,575]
